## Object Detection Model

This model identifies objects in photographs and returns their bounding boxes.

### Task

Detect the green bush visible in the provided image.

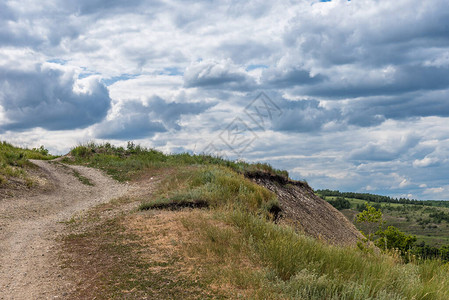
[375,226,417,254]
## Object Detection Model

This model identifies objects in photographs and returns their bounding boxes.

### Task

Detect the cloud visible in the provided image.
[0,2,44,47]
[301,65,449,99]
[1,0,449,199]
[184,59,256,91]
[284,0,449,68]
[423,187,447,199]
[413,156,440,168]
[349,134,420,162]
[261,66,325,88]
[218,41,274,65]
[69,0,148,15]
[95,115,166,140]
[0,63,111,131]
[276,0,449,105]
[95,96,212,140]
[271,99,340,132]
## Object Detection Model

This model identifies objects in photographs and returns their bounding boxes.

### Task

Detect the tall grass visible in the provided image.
[140,165,279,216]
[181,210,449,299]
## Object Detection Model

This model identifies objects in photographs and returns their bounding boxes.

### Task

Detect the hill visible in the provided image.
[0,141,55,198]
[1,141,449,299]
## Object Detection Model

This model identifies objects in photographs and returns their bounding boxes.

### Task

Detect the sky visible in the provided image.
[1,0,449,200]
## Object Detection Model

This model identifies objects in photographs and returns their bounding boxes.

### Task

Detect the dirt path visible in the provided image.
[0,160,131,300]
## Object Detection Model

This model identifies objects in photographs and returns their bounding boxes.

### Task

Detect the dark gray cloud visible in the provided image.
[95,115,166,140]
[0,2,43,47]
[275,0,449,118]
[261,66,325,88]
[343,90,449,127]
[302,65,449,99]
[184,60,256,91]
[285,0,449,68]
[63,0,156,16]
[95,96,213,140]
[0,65,111,131]
[271,99,339,132]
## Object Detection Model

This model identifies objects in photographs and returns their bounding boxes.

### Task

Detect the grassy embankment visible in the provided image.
[0,141,55,187]
[61,142,449,299]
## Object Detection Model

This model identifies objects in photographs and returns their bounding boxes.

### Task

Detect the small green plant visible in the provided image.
[72,170,94,186]
[32,145,49,156]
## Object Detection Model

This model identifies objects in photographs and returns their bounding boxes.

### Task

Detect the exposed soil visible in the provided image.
[246,172,364,246]
[0,160,131,299]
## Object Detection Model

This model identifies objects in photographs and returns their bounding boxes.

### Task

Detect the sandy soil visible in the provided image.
[0,160,131,300]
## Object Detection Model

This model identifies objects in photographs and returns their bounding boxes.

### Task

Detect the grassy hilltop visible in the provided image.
[0,141,54,189]
[3,141,449,299]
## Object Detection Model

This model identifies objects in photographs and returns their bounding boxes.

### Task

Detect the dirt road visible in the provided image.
[0,160,130,299]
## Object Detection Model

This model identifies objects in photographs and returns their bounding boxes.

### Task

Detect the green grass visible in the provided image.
[66,142,289,182]
[139,165,279,216]
[0,141,55,186]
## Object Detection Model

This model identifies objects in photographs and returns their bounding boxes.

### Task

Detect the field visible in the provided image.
[322,196,449,247]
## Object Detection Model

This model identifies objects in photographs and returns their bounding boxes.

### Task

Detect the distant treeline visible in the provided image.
[316,189,449,207]
[412,242,449,262]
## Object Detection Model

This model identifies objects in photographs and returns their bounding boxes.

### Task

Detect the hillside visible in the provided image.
[1,141,449,299]
[248,172,363,245]
[318,190,449,247]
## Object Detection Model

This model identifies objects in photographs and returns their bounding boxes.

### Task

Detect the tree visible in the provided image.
[375,226,416,253]
[328,197,350,210]
[356,203,384,241]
